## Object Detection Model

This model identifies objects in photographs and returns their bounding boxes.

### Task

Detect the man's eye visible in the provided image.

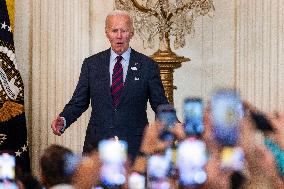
[112,29,119,33]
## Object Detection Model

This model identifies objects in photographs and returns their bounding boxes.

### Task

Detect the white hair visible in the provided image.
[105,10,134,32]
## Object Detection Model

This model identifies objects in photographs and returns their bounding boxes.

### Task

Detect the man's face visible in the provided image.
[105,15,134,55]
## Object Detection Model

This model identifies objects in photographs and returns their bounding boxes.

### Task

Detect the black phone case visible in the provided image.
[250,111,274,132]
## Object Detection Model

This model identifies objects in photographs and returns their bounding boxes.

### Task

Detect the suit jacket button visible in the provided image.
[114,109,117,112]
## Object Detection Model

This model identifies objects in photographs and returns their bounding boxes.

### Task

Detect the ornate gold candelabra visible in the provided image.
[116,0,214,104]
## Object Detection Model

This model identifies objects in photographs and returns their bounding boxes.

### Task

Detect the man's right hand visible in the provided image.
[51,116,65,136]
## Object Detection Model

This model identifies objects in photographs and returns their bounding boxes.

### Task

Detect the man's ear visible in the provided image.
[130,31,134,39]
[105,27,109,38]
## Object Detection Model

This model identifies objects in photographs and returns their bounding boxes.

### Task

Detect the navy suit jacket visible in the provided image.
[60,48,168,157]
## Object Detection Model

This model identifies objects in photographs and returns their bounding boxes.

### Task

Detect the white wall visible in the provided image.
[236,0,284,112]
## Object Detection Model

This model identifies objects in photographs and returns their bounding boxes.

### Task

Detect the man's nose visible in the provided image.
[116,31,123,38]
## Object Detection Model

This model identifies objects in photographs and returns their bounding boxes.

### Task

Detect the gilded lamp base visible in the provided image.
[150,50,190,104]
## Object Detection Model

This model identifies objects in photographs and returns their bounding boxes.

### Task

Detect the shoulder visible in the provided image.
[131,49,157,66]
[83,49,110,63]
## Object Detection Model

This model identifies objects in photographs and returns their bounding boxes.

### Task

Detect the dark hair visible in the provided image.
[16,173,42,189]
[230,171,246,189]
[40,144,75,187]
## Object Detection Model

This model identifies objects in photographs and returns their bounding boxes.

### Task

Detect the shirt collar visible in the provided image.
[110,47,131,62]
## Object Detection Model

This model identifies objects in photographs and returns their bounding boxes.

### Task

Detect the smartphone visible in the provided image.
[157,104,178,142]
[183,98,204,136]
[98,139,127,187]
[177,139,207,186]
[0,153,18,189]
[128,172,146,189]
[210,88,244,146]
[220,147,244,171]
[0,153,15,180]
[250,111,274,132]
[147,154,171,189]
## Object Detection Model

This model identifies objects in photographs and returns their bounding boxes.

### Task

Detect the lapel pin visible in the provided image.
[134,62,138,66]
[135,77,139,81]
[131,67,137,70]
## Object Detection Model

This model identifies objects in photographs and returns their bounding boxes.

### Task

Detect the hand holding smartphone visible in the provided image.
[0,153,18,189]
[177,139,208,186]
[221,147,244,171]
[98,139,127,187]
[157,104,178,142]
[250,111,274,132]
[210,88,244,146]
[0,153,15,181]
[128,172,146,189]
[183,98,204,136]
[147,154,171,189]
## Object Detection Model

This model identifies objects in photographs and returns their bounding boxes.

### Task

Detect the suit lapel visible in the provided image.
[98,49,113,106]
[119,50,141,106]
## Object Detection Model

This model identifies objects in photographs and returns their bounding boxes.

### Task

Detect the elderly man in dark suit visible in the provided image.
[51,10,168,159]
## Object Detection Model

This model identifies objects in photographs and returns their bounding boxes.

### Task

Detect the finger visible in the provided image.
[148,121,163,138]
[155,141,172,153]
[277,112,284,120]
[242,100,257,112]
[239,117,255,153]
[51,119,62,136]
[52,127,62,136]
[56,116,64,125]
[170,123,186,140]
[267,113,283,132]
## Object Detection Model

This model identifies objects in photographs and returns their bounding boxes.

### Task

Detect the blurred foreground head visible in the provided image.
[40,144,78,188]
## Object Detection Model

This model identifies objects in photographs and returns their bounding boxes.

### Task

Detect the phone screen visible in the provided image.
[183,98,203,136]
[98,139,127,187]
[0,153,18,189]
[147,155,171,189]
[211,89,244,146]
[221,147,244,171]
[128,172,146,189]
[177,139,207,186]
[157,104,178,142]
[0,153,15,180]
[157,104,178,129]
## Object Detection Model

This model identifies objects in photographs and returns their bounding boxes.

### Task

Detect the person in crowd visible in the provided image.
[40,144,79,189]
[201,106,239,189]
[240,104,284,189]
[70,98,284,189]
[72,151,101,189]
[16,172,42,189]
[51,9,168,159]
